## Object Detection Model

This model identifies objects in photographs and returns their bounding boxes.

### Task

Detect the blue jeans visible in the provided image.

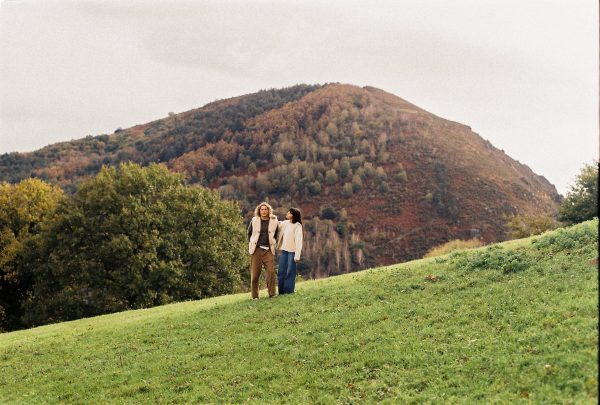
[278,250,297,294]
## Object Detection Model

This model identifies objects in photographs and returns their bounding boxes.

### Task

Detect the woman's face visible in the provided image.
[259,205,269,217]
[286,211,293,220]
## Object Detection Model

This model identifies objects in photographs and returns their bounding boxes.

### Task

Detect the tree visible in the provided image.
[320,207,338,220]
[21,163,247,328]
[325,169,338,185]
[0,179,64,331]
[326,122,338,137]
[394,163,407,182]
[308,180,322,195]
[351,174,363,192]
[505,213,560,239]
[559,161,598,224]
[339,157,351,179]
[342,182,354,198]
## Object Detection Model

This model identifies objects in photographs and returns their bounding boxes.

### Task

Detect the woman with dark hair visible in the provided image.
[276,207,303,294]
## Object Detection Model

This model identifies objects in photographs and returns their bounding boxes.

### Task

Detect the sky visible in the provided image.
[0,0,597,195]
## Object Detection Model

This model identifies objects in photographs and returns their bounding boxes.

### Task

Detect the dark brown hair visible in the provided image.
[289,207,302,224]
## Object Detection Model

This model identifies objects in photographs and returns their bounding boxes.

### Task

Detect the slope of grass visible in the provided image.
[0,220,597,404]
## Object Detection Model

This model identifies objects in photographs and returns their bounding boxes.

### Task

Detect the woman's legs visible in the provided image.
[283,254,297,293]
[278,250,297,294]
[277,251,288,294]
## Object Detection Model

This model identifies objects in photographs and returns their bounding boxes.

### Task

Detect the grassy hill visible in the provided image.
[0,219,597,404]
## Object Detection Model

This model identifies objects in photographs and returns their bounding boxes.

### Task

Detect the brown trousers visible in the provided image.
[250,248,276,298]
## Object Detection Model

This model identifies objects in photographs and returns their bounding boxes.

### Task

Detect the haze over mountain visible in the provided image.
[0,83,560,276]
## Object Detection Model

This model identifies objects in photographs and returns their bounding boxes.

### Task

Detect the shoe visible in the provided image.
[252,297,258,300]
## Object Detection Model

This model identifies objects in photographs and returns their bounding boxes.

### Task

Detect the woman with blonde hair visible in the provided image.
[276,207,303,294]
[247,202,279,299]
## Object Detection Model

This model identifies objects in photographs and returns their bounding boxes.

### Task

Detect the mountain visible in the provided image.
[0,83,561,276]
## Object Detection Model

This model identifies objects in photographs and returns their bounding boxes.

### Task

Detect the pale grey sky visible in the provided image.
[0,0,597,194]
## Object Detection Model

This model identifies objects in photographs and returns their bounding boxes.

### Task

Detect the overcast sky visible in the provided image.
[0,0,597,194]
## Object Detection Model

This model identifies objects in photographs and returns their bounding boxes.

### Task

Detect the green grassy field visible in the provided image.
[1,220,597,404]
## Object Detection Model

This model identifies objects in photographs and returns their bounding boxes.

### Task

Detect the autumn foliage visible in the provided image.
[0,83,561,281]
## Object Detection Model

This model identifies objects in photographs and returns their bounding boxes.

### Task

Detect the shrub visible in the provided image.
[505,213,560,239]
[450,245,533,274]
[424,238,484,258]
[531,218,598,254]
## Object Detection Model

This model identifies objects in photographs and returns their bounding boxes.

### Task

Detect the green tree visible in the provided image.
[505,213,560,239]
[320,207,338,220]
[325,169,338,185]
[394,163,407,182]
[559,162,598,224]
[308,180,322,196]
[22,163,247,328]
[352,174,363,192]
[342,182,354,198]
[267,166,292,193]
[339,157,351,179]
[0,179,64,331]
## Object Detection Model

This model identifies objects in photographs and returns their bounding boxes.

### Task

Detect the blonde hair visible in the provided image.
[254,202,273,218]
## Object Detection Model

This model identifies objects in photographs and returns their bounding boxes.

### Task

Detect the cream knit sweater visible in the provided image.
[276,220,303,260]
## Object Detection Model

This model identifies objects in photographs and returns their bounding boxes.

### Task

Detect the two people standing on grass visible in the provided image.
[247,202,303,299]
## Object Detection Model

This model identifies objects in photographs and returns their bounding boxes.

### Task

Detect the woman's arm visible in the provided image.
[275,220,285,249]
[294,224,303,261]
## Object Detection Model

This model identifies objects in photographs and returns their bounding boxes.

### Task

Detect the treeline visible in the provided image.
[0,163,247,332]
[0,84,323,187]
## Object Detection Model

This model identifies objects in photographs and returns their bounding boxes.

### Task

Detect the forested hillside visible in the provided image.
[0,83,561,276]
